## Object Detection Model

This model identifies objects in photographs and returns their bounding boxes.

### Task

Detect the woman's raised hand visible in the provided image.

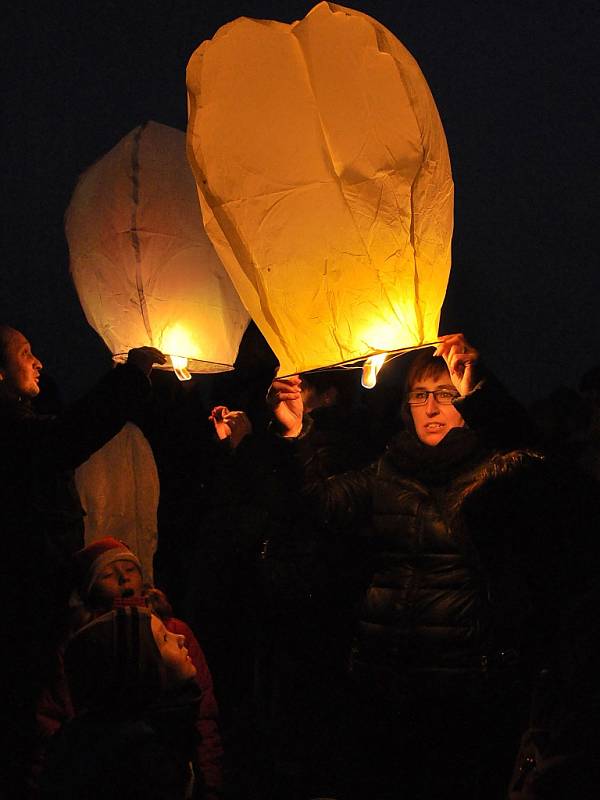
[434,334,480,396]
[266,375,304,437]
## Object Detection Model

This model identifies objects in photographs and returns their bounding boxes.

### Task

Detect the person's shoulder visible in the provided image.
[0,396,56,450]
[0,395,39,421]
[456,447,544,495]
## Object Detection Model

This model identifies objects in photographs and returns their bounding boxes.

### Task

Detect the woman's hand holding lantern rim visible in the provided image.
[127,346,166,377]
[434,333,480,396]
[266,374,304,437]
[264,332,479,437]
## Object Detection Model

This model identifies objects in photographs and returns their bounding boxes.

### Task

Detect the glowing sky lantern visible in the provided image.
[186,2,453,386]
[75,422,159,583]
[66,121,250,379]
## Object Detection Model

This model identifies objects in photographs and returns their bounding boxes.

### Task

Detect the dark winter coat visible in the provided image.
[293,380,551,688]
[40,680,201,800]
[351,436,540,681]
[256,404,376,613]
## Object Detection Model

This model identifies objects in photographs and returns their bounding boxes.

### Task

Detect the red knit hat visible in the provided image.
[72,537,143,599]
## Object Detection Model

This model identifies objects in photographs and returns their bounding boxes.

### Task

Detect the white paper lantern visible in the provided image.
[66,121,250,378]
[75,423,159,583]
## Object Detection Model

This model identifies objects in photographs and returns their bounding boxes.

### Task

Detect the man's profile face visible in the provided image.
[0,328,43,398]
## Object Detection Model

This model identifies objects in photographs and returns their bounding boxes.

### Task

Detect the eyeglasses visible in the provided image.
[406,389,459,406]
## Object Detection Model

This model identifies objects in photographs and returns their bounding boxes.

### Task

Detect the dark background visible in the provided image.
[3,0,599,406]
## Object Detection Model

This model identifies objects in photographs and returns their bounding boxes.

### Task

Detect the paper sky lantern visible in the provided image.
[75,423,159,583]
[186,1,453,384]
[66,121,250,379]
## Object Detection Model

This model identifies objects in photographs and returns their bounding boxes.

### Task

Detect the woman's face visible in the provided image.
[409,371,465,446]
[151,616,197,685]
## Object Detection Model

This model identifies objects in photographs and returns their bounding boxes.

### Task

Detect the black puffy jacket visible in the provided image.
[356,440,539,678]
[296,380,548,685]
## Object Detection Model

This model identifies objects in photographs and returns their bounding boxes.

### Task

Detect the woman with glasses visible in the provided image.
[267,334,545,800]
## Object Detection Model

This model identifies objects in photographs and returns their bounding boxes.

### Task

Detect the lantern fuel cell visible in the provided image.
[187,1,453,379]
[66,122,250,378]
[361,353,387,389]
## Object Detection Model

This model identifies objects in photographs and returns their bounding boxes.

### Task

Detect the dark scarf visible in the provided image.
[383,426,488,487]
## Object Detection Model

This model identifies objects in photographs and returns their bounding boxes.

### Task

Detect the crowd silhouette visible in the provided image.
[1,320,599,799]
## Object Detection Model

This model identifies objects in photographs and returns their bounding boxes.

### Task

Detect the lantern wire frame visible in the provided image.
[112,353,235,374]
[277,340,442,383]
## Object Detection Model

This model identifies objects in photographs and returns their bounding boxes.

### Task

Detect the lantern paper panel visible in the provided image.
[66,121,250,375]
[75,423,159,584]
[186,1,453,377]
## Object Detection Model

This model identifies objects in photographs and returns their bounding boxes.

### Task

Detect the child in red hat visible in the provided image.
[35,537,223,800]
[65,536,144,625]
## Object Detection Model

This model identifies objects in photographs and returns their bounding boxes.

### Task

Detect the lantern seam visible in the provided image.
[130,122,154,346]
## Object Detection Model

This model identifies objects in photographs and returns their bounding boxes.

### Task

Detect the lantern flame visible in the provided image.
[361,353,387,389]
[161,324,193,381]
[170,354,192,382]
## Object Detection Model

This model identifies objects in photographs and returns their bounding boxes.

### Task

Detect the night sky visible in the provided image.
[3,0,599,406]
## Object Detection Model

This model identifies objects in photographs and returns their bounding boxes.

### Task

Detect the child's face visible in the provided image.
[91,559,143,606]
[151,616,197,685]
